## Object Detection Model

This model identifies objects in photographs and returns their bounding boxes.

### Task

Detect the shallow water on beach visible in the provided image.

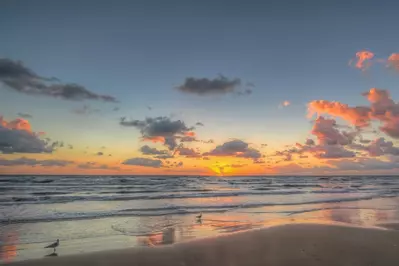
[1,175,399,263]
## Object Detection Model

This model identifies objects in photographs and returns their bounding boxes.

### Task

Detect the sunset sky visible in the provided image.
[1,0,399,175]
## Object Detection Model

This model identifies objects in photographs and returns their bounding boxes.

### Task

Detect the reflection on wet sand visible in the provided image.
[44,252,58,257]
[0,231,18,263]
[138,227,176,247]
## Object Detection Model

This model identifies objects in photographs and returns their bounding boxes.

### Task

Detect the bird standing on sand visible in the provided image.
[196,213,202,220]
[45,239,59,253]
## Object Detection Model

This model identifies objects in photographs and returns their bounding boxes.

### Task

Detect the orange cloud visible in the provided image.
[308,88,399,139]
[308,100,370,127]
[387,53,399,71]
[142,136,165,143]
[184,131,196,137]
[0,117,32,132]
[350,50,374,71]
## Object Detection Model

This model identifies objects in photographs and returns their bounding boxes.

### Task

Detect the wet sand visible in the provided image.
[9,223,399,266]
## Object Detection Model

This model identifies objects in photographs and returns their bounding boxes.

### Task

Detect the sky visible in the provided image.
[1,0,399,175]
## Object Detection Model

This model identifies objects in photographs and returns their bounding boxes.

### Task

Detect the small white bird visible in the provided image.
[44,239,59,253]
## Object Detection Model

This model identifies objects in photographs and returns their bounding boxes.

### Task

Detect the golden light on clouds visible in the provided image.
[350,50,374,71]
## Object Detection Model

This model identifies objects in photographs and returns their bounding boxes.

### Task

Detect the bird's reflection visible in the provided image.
[45,252,58,257]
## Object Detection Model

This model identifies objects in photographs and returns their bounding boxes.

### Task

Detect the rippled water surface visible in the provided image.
[1,175,399,262]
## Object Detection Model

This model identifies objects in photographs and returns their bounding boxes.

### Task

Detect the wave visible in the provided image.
[0,188,377,205]
[0,194,380,224]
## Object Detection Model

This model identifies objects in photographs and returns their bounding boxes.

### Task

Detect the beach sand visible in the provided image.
[9,223,399,266]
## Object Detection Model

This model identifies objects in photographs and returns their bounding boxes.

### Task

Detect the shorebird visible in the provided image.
[196,213,202,220]
[44,239,59,253]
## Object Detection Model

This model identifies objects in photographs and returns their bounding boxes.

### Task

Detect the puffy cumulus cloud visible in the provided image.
[0,58,117,102]
[236,148,262,159]
[0,157,73,167]
[77,162,120,170]
[308,100,370,127]
[122,157,163,168]
[311,116,357,146]
[312,145,356,159]
[176,147,201,158]
[305,139,315,146]
[120,116,196,150]
[387,53,399,71]
[203,139,262,161]
[309,88,399,139]
[349,50,374,71]
[140,145,168,155]
[351,137,399,157]
[0,116,54,154]
[276,117,357,160]
[177,75,251,96]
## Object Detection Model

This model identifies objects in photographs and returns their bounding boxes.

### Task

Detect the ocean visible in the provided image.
[1,175,399,262]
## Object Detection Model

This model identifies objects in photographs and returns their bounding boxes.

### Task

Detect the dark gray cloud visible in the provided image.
[140,145,168,155]
[177,75,242,96]
[17,112,32,118]
[237,148,262,159]
[0,118,53,154]
[204,139,262,161]
[113,107,120,111]
[164,136,178,150]
[50,141,64,149]
[96,152,104,156]
[177,147,201,158]
[154,154,174,159]
[77,161,120,170]
[120,116,195,150]
[120,116,193,136]
[0,58,117,102]
[0,157,73,167]
[179,136,197,142]
[195,122,204,126]
[122,157,163,168]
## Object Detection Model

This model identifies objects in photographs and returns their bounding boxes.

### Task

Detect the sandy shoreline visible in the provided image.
[9,223,399,266]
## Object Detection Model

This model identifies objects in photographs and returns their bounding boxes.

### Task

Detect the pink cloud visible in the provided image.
[308,88,399,139]
[350,50,374,71]
[387,53,399,71]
